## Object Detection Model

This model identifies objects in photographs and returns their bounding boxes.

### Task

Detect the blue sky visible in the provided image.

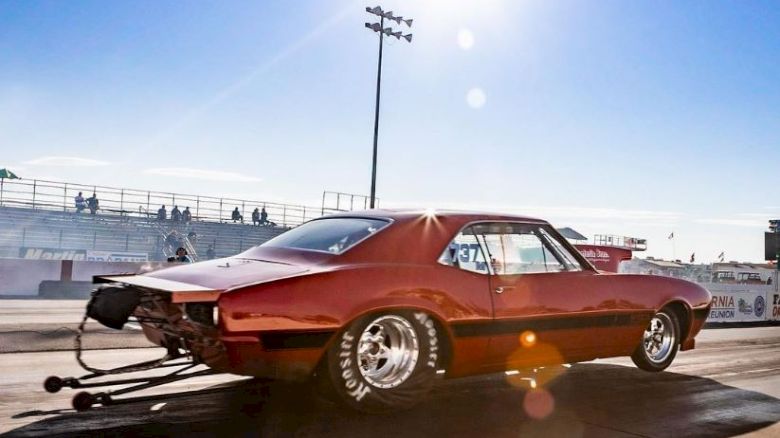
[1,0,778,262]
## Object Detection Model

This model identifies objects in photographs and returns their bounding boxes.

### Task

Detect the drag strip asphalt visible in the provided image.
[1,327,779,437]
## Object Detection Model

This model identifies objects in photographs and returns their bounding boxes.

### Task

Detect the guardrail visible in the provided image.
[0,178,337,227]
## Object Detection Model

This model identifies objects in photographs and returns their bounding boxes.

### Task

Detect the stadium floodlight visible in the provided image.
[365,22,382,32]
[364,5,414,209]
[388,15,412,27]
[366,6,383,15]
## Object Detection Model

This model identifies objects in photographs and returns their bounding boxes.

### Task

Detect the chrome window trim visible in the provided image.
[437,220,596,275]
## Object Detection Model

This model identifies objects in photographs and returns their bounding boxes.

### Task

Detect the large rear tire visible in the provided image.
[631,309,680,372]
[321,310,440,412]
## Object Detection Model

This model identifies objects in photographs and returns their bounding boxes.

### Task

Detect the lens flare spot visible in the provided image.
[457,28,475,50]
[520,330,537,348]
[466,88,486,109]
[523,388,555,419]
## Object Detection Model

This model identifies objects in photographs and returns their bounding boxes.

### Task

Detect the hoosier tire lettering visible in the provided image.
[322,310,441,412]
[414,312,439,368]
[339,332,371,402]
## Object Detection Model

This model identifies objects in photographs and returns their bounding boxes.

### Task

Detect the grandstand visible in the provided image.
[0,178,342,261]
[0,205,287,260]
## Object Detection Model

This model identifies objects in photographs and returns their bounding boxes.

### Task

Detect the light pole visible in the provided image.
[365,6,412,209]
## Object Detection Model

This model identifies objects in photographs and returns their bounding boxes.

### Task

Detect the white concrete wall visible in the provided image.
[0,259,168,296]
[0,259,61,296]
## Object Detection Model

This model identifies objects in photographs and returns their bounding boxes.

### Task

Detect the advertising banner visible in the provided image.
[768,292,780,322]
[706,287,768,323]
[85,250,149,262]
[18,247,87,260]
[574,245,633,273]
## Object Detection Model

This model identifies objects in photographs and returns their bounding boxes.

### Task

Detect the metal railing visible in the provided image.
[321,191,377,213]
[0,178,331,228]
[592,234,648,251]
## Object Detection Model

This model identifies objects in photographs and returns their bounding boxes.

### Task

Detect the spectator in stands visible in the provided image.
[165,230,182,251]
[173,247,193,263]
[171,205,182,222]
[252,208,260,226]
[206,244,216,260]
[260,207,270,226]
[768,276,773,285]
[187,231,198,245]
[182,206,192,223]
[231,207,243,223]
[74,192,87,213]
[157,205,167,221]
[87,193,99,215]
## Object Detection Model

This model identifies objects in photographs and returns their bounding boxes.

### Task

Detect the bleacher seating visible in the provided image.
[0,205,288,261]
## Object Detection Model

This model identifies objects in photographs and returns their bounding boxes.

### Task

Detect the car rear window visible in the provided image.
[260,217,391,254]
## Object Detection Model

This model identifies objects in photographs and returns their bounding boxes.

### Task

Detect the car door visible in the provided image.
[433,225,496,376]
[475,222,634,368]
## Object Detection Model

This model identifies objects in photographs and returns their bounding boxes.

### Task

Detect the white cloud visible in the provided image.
[735,213,772,218]
[694,218,767,228]
[383,200,681,223]
[24,156,110,167]
[519,205,680,222]
[144,167,262,183]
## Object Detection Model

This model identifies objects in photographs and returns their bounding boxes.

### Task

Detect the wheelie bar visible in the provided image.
[44,360,220,411]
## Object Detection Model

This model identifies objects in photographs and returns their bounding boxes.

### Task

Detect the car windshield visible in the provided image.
[260,217,390,254]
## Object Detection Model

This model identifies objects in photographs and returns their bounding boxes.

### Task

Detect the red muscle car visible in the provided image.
[89,210,712,412]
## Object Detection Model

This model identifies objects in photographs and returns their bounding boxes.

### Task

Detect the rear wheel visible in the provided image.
[631,309,680,372]
[321,311,440,412]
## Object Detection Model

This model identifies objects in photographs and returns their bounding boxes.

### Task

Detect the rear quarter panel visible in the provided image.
[217,263,494,377]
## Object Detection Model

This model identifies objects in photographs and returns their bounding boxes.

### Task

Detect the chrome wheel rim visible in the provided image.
[643,312,675,364]
[357,315,419,389]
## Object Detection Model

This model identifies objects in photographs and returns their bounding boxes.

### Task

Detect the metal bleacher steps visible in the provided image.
[0,205,288,261]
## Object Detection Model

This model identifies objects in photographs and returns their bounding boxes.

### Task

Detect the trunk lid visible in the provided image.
[95,257,309,303]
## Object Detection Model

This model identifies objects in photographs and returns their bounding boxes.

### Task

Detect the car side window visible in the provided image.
[480,232,564,274]
[538,228,582,271]
[438,226,489,275]
[470,222,580,275]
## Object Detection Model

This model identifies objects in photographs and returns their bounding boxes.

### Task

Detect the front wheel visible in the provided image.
[320,311,441,412]
[631,309,680,372]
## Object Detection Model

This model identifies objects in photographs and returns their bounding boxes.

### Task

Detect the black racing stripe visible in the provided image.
[261,331,335,350]
[452,313,645,338]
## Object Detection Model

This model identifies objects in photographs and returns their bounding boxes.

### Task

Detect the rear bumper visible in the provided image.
[135,299,328,381]
[141,324,326,380]
[91,280,328,381]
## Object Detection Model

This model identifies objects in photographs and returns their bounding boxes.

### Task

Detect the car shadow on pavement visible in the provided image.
[4,363,780,438]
